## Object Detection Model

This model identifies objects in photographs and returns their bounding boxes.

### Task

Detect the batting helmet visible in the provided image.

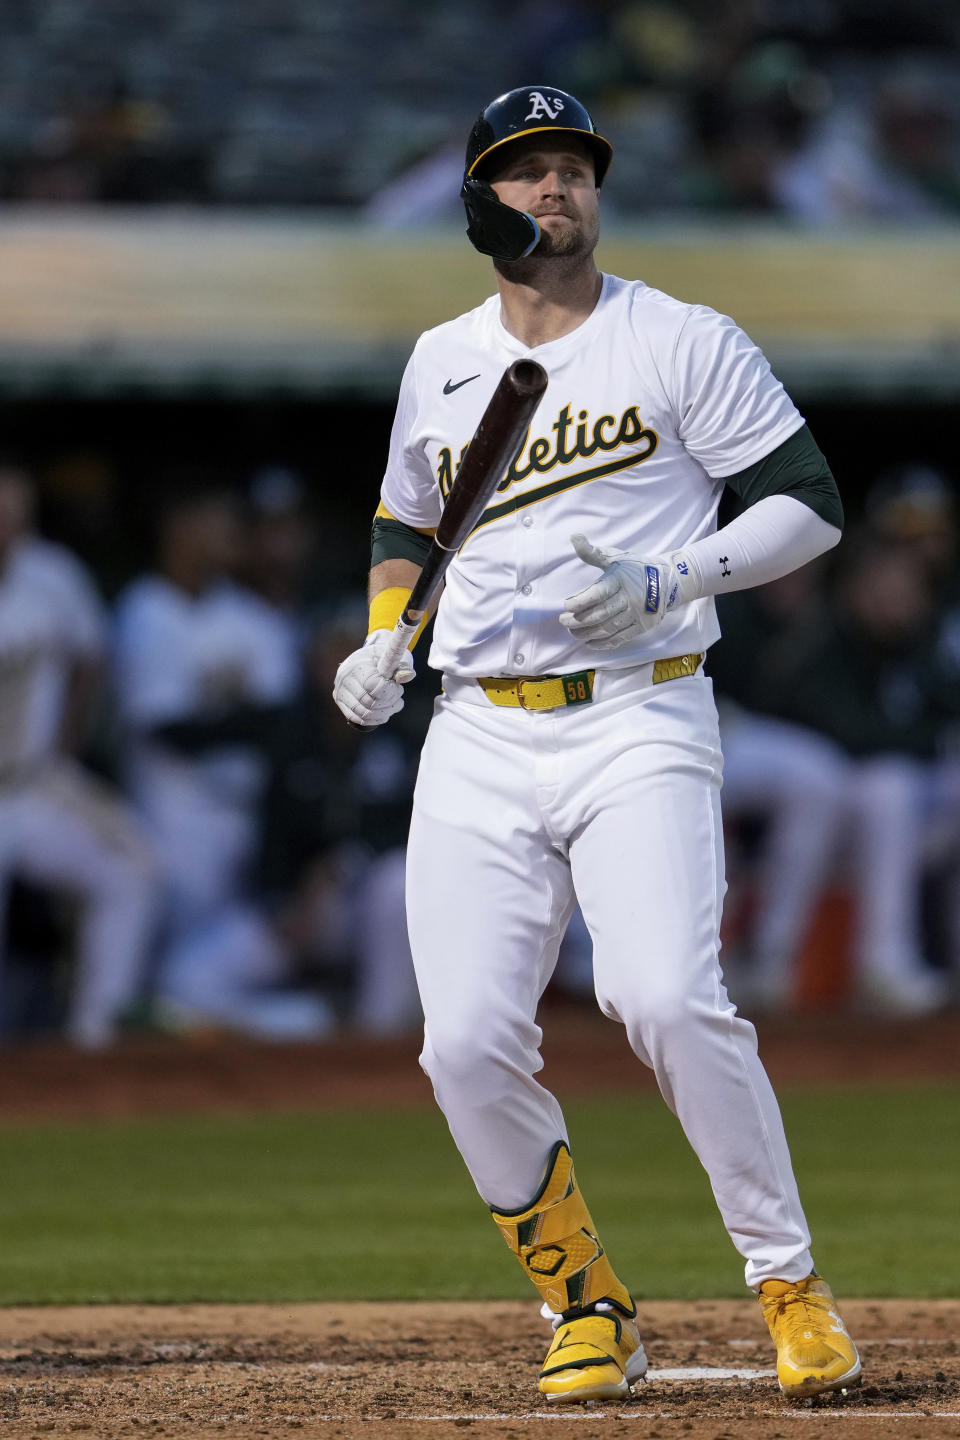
[465,86,613,185]
[460,85,613,262]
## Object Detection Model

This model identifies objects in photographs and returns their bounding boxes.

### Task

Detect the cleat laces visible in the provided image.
[766,1287,842,1365]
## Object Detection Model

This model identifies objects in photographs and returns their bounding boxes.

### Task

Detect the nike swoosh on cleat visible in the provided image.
[443,374,481,394]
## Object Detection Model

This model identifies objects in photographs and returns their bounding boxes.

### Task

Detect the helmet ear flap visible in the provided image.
[461,175,542,261]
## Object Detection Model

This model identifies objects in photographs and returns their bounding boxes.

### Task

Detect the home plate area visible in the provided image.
[0,1299,958,1439]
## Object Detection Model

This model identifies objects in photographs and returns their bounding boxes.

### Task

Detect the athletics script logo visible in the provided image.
[525,91,564,121]
[435,401,660,541]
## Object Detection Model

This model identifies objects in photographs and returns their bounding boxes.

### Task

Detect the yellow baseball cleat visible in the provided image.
[490,1143,644,1402]
[539,1302,648,1403]
[759,1275,861,1398]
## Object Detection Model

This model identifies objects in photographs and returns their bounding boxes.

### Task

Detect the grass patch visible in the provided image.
[0,1086,955,1304]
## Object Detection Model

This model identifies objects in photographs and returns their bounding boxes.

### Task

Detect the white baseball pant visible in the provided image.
[721,712,951,1007]
[405,664,814,1289]
[718,711,849,999]
[0,758,158,1047]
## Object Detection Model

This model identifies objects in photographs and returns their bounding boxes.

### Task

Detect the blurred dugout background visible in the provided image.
[0,0,959,1051]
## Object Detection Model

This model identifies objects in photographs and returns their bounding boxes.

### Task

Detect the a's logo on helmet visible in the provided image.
[525,91,564,122]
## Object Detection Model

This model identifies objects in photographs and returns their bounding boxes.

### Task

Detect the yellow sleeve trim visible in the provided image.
[373,500,437,536]
[368,586,430,648]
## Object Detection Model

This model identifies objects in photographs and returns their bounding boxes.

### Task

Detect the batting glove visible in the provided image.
[559,533,701,650]
[332,630,416,728]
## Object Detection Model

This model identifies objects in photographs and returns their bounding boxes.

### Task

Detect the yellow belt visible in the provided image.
[476,653,704,711]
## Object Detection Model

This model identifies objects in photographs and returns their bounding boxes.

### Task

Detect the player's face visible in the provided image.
[165,496,243,577]
[489,140,600,259]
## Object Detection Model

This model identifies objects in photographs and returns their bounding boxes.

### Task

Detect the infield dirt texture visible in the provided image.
[0,1008,958,1439]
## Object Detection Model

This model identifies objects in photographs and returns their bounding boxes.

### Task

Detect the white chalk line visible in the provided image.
[320,1364,957,1424]
[321,1341,957,1422]
[650,1365,775,1379]
[769,1414,960,1421]
[383,1414,960,1424]
[337,1358,960,1423]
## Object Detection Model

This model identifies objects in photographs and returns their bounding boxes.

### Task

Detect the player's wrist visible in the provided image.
[669,549,703,605]
[368,586,412,637]
[367,586,430,650]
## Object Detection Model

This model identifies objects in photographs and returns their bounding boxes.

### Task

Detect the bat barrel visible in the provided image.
[433,359,547,553]
[358,358,550,718]
[510,359,550,396]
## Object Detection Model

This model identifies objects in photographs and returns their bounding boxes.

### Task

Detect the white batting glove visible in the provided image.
[559,533,701,650]
[332,630,416,728]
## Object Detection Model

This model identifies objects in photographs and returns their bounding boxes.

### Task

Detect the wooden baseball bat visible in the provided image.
[374,357,549,682]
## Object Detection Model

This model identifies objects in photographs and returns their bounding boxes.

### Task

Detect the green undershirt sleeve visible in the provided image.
[371,516,434,568]
[723,425,844,530]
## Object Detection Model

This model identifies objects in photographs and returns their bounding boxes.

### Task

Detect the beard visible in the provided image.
[494,212,598,281]
[536,223,589,257]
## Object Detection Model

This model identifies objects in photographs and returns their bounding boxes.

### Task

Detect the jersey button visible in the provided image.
[514,652,525,665]
[521,515,534,528]
[521,583,532,595]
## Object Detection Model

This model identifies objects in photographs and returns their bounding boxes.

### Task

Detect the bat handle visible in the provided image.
[376,612,421,682]
[345,610,421,731]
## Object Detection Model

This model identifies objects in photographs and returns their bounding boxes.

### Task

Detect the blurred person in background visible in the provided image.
[688,41,832,214]
[0,458,158,1047]
[152,597,425,1039]
[773,61,960,224]
[864,463,960,611]
[240,464,316,637]
[714,464,960,1014]
[362,129,466,228]
[111,473,301,1035]
[751,529,956,1015]
[863,463,960,990]
[709,556,848,1012]
[256,598,424,1036]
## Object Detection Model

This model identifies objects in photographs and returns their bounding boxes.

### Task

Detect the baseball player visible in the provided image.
[334,86,861,1403]
[112,482,301,1029]
[0,460,158,1048]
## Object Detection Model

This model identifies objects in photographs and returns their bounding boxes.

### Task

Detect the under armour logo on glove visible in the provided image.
[719,556,731,577]
[559,534,702,651]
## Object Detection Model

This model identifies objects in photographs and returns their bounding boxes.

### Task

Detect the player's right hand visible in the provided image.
[332,630,416,728]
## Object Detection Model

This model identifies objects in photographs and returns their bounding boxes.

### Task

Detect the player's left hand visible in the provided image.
[559,534,701,649]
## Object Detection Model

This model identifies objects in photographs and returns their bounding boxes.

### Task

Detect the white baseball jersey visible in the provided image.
[397,272,822,1293]
[0,539,155,1049]
[382,272,805,677]
[113,575,299,806]
[0,536,106,772]
[113,576,301,929]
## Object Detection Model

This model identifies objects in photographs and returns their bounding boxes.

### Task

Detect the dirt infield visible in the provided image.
[0,1007,958,1436]
[0,1006,958,1123]
[0,1298,957,1439]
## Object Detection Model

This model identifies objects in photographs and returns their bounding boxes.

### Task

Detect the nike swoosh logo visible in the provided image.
[443,374,481,395]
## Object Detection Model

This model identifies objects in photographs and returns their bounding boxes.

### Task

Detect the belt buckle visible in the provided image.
[516,677,539,710]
